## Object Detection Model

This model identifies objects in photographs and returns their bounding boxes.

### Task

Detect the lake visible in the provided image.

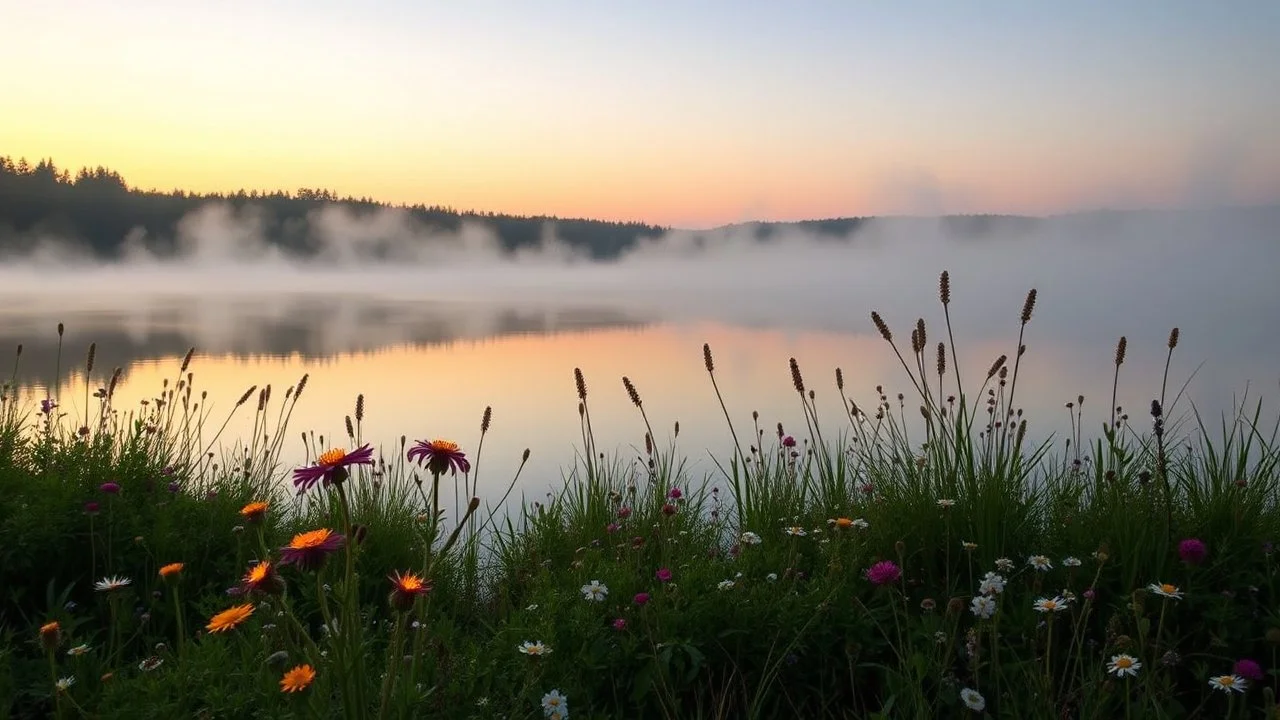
[4,208,1278,511]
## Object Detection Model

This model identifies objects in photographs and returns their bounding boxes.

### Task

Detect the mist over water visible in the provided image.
[3,202,1278,505]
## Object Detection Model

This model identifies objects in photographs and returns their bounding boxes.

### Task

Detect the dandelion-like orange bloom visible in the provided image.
[280,664,316,693]
[292,445,373,493]
[388,570,431,611]
[834,517,854,529]
[159,563,184,579]
[231,560,284,597]
[279,528,346,571]
[206,603,255,633]
[39,621,61,650]
[407,438,471,476]
[239,501,269,523]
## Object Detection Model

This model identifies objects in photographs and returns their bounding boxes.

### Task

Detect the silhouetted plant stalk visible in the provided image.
[702,343,752,525]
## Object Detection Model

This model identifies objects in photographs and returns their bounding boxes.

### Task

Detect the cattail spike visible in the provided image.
[481,406,492,434]
[344,415,354,438]
[574,368,587,400]
[936,342,946,377]
[355,394,365,422]
[939,271,951,306]
[986,355,1007,379]
[622,376,642,407]
[180,347,195,372]
[236,385,257,407]
[789,358,805,394]
[702,343,715,373]
[915,318,927,350]
[871,311,892,342]
[1020,289,1038,325]
[295,373,309,400]
[1114,336,1127,366]
[1167,328,1180,350]
[86,343,96,375]
[835,367,844,391]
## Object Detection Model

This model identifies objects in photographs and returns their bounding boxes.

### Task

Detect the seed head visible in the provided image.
[986,355,1007,379]
[108,367,122,399]
[1020,289,1038,325]
[180,347,195,372]
[481,406,492,434]
[574,368,587,400]
[295,373,309,399]
[236,385,257,407]
[355,394,365,422]
[915,318,927,350]
[57,322,64,337]
[86,342,96,375]
[835,367,844,391]
[789,358,805,394]
[1114,337,1127,366]
[936,343,946,377]
[939,270,951,306]
[702,343,715,373]
[1167,327,1179,350]
[344,415,354,438]
[622,376,642,407]
[871,311,892,342]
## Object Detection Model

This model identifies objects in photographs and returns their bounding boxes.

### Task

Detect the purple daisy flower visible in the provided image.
[406,439,471,476]
[279,529,346,572]
[292,444,374,493]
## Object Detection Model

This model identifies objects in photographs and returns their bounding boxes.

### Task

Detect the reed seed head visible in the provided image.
[622,376,642,407]
[644,432,653,455]
[481,406,492,434]
[910,328,921,355]
[86,343,96,375]
[108,367,121,399]
[703,343,715,373]
[871,311,892,342]
[355,394,365,422]
[1167,327,1179,350]
[180,347,195,373]
[936,343,946,377]
[236,385,257,407]
[345,415,354,438]
[574,368,588,400]
[1020,289,1038,325]
[915,318,927,350]
[835,368,844,391]
[295,374,309,400]
[986,355,1007,379]
[1150,400,1162,419]
[789,358,805,394]
[939,271,951,306]
[522,448,531,462]
[257,387,268,412]
[673,420,680,437]
[1114,336,1127,366]
[57,322,64,337]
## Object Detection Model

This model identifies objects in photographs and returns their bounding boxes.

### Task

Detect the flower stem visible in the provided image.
[377,614,406,720]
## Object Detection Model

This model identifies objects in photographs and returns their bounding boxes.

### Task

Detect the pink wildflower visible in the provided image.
[866,560,901,586]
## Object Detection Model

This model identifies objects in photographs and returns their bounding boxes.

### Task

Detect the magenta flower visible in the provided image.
[667,487,682,500]
[662,503,677,516]
[656,567,672,583]
[292,444,374,493]
[84,501,100,516]
[612,618,627,631]
[40,398,57,414]
[279,528,346,572]
[617,507,632,519]
[167,482,180,493]
[1083,588,1097,601]
[782,435,796,448]
[406,439,471,476]
[1178,538,1208,565]
[606,522,620,534]
[633,592,650,606]
[866,560,902,586]
[100,482,121,494]
[1234,658,1264,681]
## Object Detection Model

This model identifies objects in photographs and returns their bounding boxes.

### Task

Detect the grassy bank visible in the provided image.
[2,273,1278,719]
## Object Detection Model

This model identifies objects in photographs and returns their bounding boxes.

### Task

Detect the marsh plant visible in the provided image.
[1,270,1278,719]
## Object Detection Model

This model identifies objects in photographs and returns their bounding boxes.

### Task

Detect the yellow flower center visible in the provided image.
[1043,601,1057,610]
[395,573,425,592]
[318,448,347,466]
[1220,676,1236,687]
[1116,658,1132,668]
[289,529,334,549]
[835,518,853,528]
[246,562,271,583]
[429,440,459,452]
[1160,583,1176,594]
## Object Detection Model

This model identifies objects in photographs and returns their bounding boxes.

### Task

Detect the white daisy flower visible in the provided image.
[580,580,608,602]
[67,644,90,657]
[541,689,568,715]
[717,580,735,591]
[1107,654,1141,678]
[1147,582,1184,600]
[739,531,762,545]
[936,498,955,509]
[94,575,132,593]
[978,572,1006,596]
[851,518,869,530]
[960,687,985,711]
[1208,674,1247,693]
[1063,556,1082,567]
[784,526,807,537]
[517,641,552,656]
[56,676,75,692]
[970,596,997,619]
[1033,596,1068,613]
[138,656,163,672]
[1028,555,1052,572]
[995,557,1015,571]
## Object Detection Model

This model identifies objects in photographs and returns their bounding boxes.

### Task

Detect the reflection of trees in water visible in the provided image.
[0,297,648,390]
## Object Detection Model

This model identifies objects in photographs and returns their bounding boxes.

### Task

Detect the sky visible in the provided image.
[2,0,1279,228]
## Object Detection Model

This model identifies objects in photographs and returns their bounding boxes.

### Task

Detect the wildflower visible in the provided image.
[56,676,75,692]
[667,487,682,500]
[41,398,57,414]
[239,501,269,524]
[784,526,807,537]
[936,498,955,509]
[1147,582,1183,600]
[1208,674,1247,693]
[1063,556,1082,567]
[606,522,620,534]
[407,439,471,476]
[233,560,285,597]
[94,576,132,593]
[961,541,978,551]
[83,502,100,516]
[1107,654,1142,677]
[782,435,796,448]
[970,596,997,619]
[717,580,735,591]
[292,444,374,492]
[662,503,677,515]
[1233,658,1264,681]
[1033,596,1068,613]
[67,644,90,657]
[656,568,672,583]
[580,580,609,602]
[866,561,901,586]
[832,517,854,529]
[39,621,61,651]
[633,592,651,606]
[206,604,255,633]
[978,572,1006,596]
[1028,555,1052,571]
[389,570,431,611]
[617,507,632,519]
[1083,588,1096,601]
[850,518,869,530]
[960,688,985,711]
[158,563,183,583]
[541,689,568,715]
[995,557,1014,571]
[138,656,163,672]
[166,482,180,493]
[613,618,626,631]
[1178,538,1208,565]
[740,531,762,545]
[920,598,937,612]
[765,573,778,582]
[517,641,552,656]
[100,482,121,494]
[279,528,346,571]
[280,664,316,693]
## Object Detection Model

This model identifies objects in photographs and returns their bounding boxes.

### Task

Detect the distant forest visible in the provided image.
[0,155,1049,260]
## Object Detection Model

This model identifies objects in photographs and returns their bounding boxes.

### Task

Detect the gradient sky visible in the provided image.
[3,1,1278,227]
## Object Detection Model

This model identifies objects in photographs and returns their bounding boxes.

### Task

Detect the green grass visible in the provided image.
[2,271,1279,719]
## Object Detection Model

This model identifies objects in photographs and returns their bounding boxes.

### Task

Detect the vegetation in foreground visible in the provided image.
[1,271,1279,719]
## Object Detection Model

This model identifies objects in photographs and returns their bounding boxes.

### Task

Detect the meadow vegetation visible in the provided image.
[1,271,1278,719]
